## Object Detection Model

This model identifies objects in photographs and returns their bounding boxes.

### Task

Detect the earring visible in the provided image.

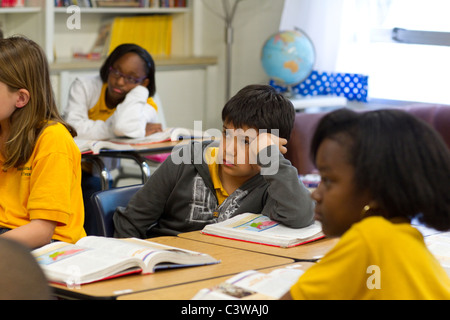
[361,205,371,219]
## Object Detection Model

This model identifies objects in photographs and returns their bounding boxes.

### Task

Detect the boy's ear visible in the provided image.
[15,89,30,108]
[368,200,380,210]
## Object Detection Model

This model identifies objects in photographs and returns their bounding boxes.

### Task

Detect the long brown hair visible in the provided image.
[0,36,76,169]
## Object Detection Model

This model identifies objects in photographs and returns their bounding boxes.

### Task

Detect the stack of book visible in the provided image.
[1,0,24,7]
[54,0,188,8]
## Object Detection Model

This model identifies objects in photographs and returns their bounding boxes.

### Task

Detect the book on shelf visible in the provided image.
[87,19,113,59]
[193,266,305,300]
[32,236,219,286]
[96,0,141,7]
[108,15,172,57]
[201,213,324,248]
[1,0,24,7]
[54,0,187,8]
[75,127,208,154]
[159,0,187,7]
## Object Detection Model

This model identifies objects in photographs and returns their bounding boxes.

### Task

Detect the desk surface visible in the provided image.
[81,140,198,188]
[83,140,183,157]
[119,262,315,300]
[51,237,294,300]
[178,231,339,261]
[95,138,207,155]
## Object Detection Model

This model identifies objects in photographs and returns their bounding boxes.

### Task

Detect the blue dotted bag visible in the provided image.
[270,70,369,102]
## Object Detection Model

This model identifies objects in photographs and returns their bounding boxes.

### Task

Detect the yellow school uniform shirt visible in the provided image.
[88,83,157,121]
[206,147,229,207]
[290,216,450,300]
[0,122,86,244]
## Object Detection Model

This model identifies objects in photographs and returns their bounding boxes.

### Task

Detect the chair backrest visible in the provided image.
[285,104,450,175]
[90,184,143,237]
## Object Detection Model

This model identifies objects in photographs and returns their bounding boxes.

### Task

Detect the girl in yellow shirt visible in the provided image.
[284,108,450,300]
[0,36,86,249]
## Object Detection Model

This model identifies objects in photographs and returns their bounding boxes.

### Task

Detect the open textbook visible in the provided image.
[32,236,219,286]
[202,213,324,248]
[193,266,305,300]
[75,127,209,154]
[424,232,450,277]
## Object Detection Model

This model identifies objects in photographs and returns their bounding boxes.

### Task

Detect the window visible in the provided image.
[282,0,450,104]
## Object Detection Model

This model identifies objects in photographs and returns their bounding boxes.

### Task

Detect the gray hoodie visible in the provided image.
[113,140,314,238]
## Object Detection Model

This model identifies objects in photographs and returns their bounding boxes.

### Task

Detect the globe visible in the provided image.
[261,30,315,87]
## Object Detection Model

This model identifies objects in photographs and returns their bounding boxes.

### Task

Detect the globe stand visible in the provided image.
[201,0,247,101]
[282,85,298,99]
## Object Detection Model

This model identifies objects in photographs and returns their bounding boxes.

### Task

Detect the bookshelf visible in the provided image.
[51,1,191,62]
[0,0,219,130]
[0,5,45,53]
[0,1,191,62]
[53,7,190,14]
[0,6,40,13]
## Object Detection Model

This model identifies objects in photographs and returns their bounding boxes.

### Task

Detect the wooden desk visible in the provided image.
[119,262,315,300]
[178,231,339,262]
[51,237,294,300]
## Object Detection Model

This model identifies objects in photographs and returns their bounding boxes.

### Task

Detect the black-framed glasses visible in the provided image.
[108,66,147,85]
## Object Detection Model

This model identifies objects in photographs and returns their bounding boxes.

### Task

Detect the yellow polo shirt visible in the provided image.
[0,122,86,244]
[88,83,158,121]
[290,216,450,300]
[206,147,229,208]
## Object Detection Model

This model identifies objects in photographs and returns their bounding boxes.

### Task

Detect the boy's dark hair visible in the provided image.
[100,43,156,97]
[222,84,295,140]
[311,108,450,231]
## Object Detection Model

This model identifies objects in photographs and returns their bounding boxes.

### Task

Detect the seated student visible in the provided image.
[283,108,450,300]
[0,238,51,300]
[0,36,86,249]
[65,43,162,140]
[113,84,315,238]
[65,43,162,232]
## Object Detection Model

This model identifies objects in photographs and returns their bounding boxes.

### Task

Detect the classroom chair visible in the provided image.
[88,184,143,237]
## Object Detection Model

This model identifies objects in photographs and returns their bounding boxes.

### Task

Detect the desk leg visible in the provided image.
[102,152,151,186]
[123,152,151,184]
[83,152,151,188]
[83,156,112,190]
[98,160,112,190]
[139,159,151,183]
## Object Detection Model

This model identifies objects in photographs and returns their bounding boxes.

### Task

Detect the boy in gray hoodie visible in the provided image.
[113,84,315,238]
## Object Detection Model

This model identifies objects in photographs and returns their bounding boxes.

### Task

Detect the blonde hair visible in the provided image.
[0,36,76,169]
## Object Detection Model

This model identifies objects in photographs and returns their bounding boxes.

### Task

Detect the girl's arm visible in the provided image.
[111,85,158,138]
[0,219,57,249]
[65,77,114,140]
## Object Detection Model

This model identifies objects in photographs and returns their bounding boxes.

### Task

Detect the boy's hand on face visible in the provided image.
[250,132,288,160]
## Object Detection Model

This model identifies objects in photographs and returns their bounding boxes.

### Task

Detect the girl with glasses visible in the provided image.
[65,43,161,140]
[65,44,162,233]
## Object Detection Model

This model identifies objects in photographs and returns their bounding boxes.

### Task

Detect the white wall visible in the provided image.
[280,0,344,72]
[194,0,285,130]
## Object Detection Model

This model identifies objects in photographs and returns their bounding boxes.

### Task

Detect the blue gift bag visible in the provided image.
[270,70,368,102]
